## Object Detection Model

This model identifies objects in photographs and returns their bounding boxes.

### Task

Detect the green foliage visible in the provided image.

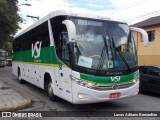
[0,0,20,50]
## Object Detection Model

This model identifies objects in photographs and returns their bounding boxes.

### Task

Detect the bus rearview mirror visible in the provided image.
[62,20,76,43]
[130,27,149,47]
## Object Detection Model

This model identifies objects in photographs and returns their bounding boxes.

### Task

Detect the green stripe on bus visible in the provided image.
[12,46,59,64]
[80,71,139,84]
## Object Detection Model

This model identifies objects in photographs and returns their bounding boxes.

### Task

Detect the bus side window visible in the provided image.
[14,38,21,52]
[28,21,50,49]
[39,22,50,47]
[50,16,71,66]
[60,29,70,66]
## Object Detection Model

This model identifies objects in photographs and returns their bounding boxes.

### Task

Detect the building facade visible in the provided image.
[132,16,160,66]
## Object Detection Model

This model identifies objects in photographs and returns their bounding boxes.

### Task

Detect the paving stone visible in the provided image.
[0,81,32,111]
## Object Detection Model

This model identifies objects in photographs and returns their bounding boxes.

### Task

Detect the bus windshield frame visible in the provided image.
[67,17,138,76]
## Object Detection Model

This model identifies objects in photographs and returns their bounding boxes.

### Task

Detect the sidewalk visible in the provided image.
[0,81,32,111]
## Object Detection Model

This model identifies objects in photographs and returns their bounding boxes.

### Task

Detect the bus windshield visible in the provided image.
[70,18,137,73]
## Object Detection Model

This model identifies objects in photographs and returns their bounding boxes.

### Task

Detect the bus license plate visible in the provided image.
[109,92,121,98]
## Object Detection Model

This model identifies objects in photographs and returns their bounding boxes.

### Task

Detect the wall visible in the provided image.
[132,24,160,66]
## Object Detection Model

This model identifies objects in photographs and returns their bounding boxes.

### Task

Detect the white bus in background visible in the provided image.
[0,49,8,67]
[12,10,149,104]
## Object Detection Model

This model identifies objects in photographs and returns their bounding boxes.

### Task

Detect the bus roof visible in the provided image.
[15,10,126,38]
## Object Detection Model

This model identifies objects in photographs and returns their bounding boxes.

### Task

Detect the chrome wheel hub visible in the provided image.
[48,82,53,96]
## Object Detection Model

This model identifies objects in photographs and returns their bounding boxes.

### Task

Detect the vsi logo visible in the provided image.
[111,76,120,82]
[32,41,42,59]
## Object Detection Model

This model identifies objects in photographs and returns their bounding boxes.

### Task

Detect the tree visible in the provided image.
[0,0,20,49]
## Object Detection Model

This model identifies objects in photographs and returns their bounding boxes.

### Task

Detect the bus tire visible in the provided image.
[45,76,58,101]
[18,68,25,84]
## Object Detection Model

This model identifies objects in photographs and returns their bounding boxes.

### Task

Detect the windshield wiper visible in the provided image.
[96,47,107,73]
[111,38,131,72]
[96,36,109,73]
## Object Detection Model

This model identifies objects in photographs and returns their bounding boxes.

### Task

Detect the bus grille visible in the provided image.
[92,82,135,90]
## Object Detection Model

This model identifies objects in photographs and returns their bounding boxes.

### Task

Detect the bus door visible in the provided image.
[57,31,72,102]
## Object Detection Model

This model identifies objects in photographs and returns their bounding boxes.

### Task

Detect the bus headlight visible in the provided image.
[132,76,139,84]
[132,71,140,84]
[132,79,137,84]
[71,76,96,88]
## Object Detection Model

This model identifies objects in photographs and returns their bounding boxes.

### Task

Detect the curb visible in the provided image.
[0,99,32,112]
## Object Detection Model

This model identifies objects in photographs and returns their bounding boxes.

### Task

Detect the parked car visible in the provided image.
[0,59,5,67]
[6,59,12,66]
[138,66,160,94]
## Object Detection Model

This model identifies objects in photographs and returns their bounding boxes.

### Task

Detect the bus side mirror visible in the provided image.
[130,27,149,47]
[62,20,76,43]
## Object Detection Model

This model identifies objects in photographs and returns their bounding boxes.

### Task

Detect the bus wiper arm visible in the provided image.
[96,36,109,73]
[96,46,107,73]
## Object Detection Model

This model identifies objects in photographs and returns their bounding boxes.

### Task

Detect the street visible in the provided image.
[0,67,160,120]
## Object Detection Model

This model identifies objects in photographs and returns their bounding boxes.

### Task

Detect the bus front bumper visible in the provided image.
[72,81,139,104]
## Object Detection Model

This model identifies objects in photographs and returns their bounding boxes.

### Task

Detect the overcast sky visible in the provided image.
[17,0,160,33]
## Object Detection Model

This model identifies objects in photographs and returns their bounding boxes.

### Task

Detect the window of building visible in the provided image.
[147,30,155,42]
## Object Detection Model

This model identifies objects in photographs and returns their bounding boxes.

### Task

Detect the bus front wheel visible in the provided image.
[18,68,25,84]
[45,76,58,101]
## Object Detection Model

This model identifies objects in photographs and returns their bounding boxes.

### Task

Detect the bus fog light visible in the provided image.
[78,93,83,99]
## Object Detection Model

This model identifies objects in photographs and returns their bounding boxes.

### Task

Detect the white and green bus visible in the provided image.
[13,10,148,104]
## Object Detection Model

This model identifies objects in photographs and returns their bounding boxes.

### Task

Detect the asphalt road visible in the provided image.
[0,66,160,120]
